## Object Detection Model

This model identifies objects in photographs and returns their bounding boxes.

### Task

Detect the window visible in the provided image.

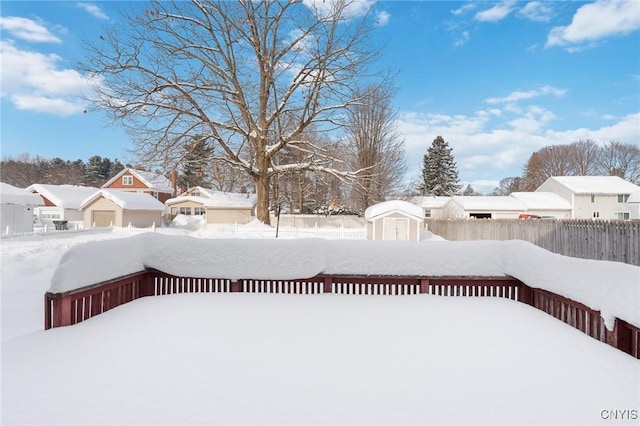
[592,211,600,218]
[618,194,630,203]
[122,176,133,185]
[153,191,159,199]
[194,207,206,215]
[617,212,630,220]
[590,194,595,203]
[191,191,201,197]
[179,207,192,215]
[424,209,432,219]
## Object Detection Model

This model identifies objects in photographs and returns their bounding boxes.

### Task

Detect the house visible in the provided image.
[364,200,424,241]
[536,176,640,219]
[410,196,451,219]
[101,168,175,203]
[165,186,257,224]
[80,189,166,228]
[26,184,99,227]
[443,196,525,219]
[0,182,44,234]
[510,192,572,219]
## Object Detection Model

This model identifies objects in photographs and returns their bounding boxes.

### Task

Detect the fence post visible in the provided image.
[517,283,533,305]
[231,279,242,293]
[605,318,632,355]
[420,278,429,294]
[44,293,52,330]
[323,276,332,294]
[52,296,73,327]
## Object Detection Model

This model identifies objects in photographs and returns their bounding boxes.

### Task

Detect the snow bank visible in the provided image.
[49,233,640,328]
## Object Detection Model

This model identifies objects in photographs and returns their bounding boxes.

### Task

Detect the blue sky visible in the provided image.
[1,1,639,192]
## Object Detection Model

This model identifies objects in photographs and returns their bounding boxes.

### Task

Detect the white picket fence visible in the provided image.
[236,223,366,239]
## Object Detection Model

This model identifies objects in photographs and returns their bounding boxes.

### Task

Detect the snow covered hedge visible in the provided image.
[50,233,640,329]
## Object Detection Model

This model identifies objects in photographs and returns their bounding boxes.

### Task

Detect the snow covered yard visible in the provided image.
[2,226,639,425]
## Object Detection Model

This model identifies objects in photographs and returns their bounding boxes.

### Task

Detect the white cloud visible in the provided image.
[375,10,390,27]
[518,2,553,22]
[396,102,639,184]
[546,0,640,49]
[0,16,62,43]
[474,1,516,22]
[76,3,109,20]
[451,3,476,16]
[454,31,470,47]
[0,40,97,116]
[485,85,566,104]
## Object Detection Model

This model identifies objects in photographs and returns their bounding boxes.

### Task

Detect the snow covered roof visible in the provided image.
[0,182,44,206]
[510,192,572,210]
[26,184,99,209]
[80,189,167,211]
[540,176,640,195]
[449,196,524,211]
[166,188,257,208]
[364,200,424,220]
[102,168,174,193]
[410,196,451,209]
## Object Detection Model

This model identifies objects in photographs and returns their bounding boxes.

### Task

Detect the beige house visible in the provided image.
[166,187,257,224]
[80,189,166,228]
[364,200,424,241]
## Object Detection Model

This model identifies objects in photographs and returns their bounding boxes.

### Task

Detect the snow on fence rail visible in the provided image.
[44,270,640,359]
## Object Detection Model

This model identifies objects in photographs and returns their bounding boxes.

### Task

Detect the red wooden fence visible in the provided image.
[44,270,639,359]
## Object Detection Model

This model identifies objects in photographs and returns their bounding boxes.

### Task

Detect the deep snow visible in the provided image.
[1,225,639,425]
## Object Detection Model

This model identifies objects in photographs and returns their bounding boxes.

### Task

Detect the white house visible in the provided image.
[410,196,451,219]
[26,184,99,227]
[536,176,640,220]
[165,187,257,224]
[443,196,525,219]
[0,182,44,234]
[364,200,424,241]
[510,192,572,219]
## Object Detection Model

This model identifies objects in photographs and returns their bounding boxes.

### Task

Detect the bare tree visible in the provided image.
[570,139,601,176]
[80,0,383,223]
[492,176,524,195]
[598,141,640,183]
[342,84,406,213]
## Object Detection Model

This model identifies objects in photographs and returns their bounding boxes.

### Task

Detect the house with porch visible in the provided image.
[165,186,257,224]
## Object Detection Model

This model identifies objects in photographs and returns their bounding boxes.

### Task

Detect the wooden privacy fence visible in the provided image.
[426,219,640,266]
[45,270,639,359]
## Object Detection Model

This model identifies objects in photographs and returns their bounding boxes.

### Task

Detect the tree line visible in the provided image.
[0,154,128,188]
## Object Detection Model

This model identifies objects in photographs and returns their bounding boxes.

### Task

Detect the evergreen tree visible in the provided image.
[178,139,214,190]
[462,184,476,196]
[418,136,461,196]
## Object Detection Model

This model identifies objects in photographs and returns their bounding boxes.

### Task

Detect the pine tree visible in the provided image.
[418,136,461,196]
[462,184,476,196]
[178,139,214,190]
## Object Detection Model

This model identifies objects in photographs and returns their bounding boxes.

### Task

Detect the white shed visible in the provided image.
[0,183,44,235]
[364,200,424,241]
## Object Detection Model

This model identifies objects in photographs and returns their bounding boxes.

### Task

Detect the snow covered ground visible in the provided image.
[1,224,639,425]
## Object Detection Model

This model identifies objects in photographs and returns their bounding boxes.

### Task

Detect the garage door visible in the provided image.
[383,218,409,241]
[92,210,115,228]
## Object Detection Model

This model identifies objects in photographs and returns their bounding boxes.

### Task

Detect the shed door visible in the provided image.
[383,218,409,241]
[92,210,115,227]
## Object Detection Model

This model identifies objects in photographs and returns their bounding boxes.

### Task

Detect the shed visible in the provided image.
[364,200,424,241]
[80,189,166,228]
[26,184,99,226]
[0,182,44,235]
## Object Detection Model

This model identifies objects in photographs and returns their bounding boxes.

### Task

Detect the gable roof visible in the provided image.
[510,192,572,210]
[81,189,167,211]
[449,196,525,211]
[364,200,424,221]
[410,196,451,209]
[0,183,44,206]
[166,188,257,209]
[26,184,99,208]
[102,168,174,193]
[539,176,640,195]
